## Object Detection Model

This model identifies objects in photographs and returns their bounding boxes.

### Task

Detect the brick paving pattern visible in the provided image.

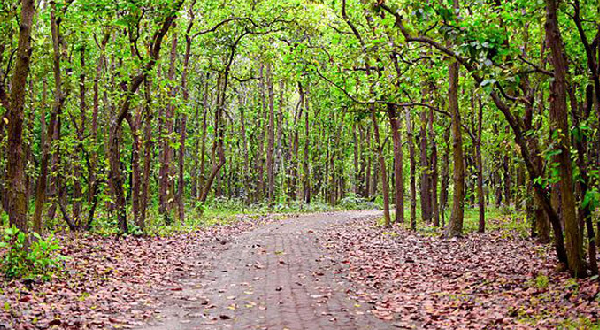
[140,211,390,330]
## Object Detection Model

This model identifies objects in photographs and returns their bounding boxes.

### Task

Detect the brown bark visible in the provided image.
[32,78,48,234]
[158,35,178,219]
[198,72,210,199]
[428,105,439,226]
[571,0,599,272]
[372,108,390,227]
[239,91,251,199]
[199,72,226,202]
[266,63,275,205]
[545,0,584,277]
[127,111,142,228]
[419,106,431,225]
[569,86,598,275]
[256,64,266,201]
[475,96,485,233]
[365,126,372,198]
[352,124,360,195]
[405,109,417,230]
[439,124,450,226]
[288,83,304,202]
[445,58,466,238]
[303,83,311,205]
[275,81,285,200]
[139,78,153,230]
[387,104,404,224]
[72,43,86,226]
[177,7,195,223]
[502,132,512,206]
[4,0,36,234]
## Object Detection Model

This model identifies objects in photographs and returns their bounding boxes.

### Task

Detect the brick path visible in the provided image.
[140,211,390,330]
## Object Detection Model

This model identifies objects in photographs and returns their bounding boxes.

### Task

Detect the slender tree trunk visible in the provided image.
[72,44,87,227]
[387,103,404,224]
[440,124,450,226]
[266,63,275,206]
[256,64,266,201]
[428,105,439,226]
[545,0,584,277]
[405,109,417,230]
[372,108,390,226]
[198,72,210,200]
[33,79,50,233]
[139,79,153,230]
[36,2,68,230]
[352,124,360,194]
[199,69,228,202]
[275,81,285,202]
[419,106,431,224]
[445,57,466,238]
[239,91,251,201]
[127,111,142,228]
[288,83,303,202]
[475,97,485,233]
[158,35,178,220]
[365,126,372,198]
[303,83,311,205]
[568,87,598,275]
[502,137,512,206]
[177,12,195,223]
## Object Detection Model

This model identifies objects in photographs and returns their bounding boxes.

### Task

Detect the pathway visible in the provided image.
[139,210,390,330]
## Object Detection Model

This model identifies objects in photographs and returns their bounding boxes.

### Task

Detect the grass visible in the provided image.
[379,202,529,237]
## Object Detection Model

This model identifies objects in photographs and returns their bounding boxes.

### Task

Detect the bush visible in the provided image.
[0,226,65,280]
[338,194,379,210]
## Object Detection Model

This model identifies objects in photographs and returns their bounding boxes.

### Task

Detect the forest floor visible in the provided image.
[2,210,600,329]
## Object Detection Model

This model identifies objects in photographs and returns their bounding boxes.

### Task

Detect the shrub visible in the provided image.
[338,194,379,210]
[0,226,65,280]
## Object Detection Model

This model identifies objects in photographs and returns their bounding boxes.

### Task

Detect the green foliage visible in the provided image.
[338,194,380,210]
[533,275,549,289]
[0,227,66,280]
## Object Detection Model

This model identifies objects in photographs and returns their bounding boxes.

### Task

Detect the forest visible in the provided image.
[1,0,600,328]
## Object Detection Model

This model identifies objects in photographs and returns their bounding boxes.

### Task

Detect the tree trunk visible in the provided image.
[439,124,450,226]
[198,72,210,200]
[303,83,311,205]
[139,78,153,230]
[419,106,431,225]
[387,103,404,224]
[199,70,227,203]
[475,97,485,233]
[365,126,371,198]
[127,111,142,228]
[5,0,36,234]
[256,64,266,201]
[428,105,439,226]
[158,35,178,220]
[445,58,466,238]
[405,109,417,230]
[33,79,50,233]
[266,63,275,206]
[545,0,584,277]
[372,108,390,227]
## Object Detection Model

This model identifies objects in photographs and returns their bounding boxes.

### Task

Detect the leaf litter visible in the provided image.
[318,217,600,329]
[0,215,280,329]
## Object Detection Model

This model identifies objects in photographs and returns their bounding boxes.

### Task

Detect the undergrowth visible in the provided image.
[0,226,66,280]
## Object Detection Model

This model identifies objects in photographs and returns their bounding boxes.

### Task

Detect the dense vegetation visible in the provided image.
[1,0,599,280]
